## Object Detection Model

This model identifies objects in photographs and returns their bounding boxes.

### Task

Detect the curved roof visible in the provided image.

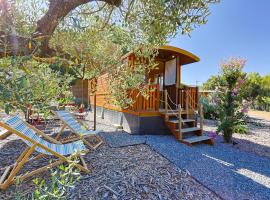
[122,45,200,65]
[158,45,200,65]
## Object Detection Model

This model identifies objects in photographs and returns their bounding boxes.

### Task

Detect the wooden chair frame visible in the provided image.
[0,121,89,190]
[52,110,103,150]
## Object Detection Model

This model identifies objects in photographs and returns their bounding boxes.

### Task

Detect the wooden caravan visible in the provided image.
[86,45,213,146]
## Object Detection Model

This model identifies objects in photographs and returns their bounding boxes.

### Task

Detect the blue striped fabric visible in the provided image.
[4,116,86,155]
[55,110,100,136]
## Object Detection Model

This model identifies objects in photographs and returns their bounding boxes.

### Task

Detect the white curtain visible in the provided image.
[165,58,176,85]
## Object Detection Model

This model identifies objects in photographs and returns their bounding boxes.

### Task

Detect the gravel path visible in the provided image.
[95,116,270,200]
[99,129,270,200]
[146,135,270,200]
[99,131,146,148]
[233,118,270,159]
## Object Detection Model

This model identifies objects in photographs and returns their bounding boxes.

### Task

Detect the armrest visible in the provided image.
[0,130,12,140]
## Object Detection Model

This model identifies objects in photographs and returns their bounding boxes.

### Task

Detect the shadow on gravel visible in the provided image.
[146,134,270,200]
[97,129,270,200]
[233,136,270,159]
[98,131,147,148]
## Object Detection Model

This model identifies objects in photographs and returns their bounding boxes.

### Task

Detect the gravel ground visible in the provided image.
[248,110,270,121]
[203,118,270,159]
[68,144,219,200]
[1,112,269,200]
[95,116,270,200]
[146,135,270,200]
[0,114,219,200]
[99,131,146,148]
[146,117,270,200]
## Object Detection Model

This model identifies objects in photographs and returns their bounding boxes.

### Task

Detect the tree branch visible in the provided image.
[0,0,122,58]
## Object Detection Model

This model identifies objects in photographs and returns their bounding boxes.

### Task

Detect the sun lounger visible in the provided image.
[0,115,89,190]
[52,110,103,150]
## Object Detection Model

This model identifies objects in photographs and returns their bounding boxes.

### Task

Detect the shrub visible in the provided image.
[215,58,248,142]
[14,159,81,200]
[199,96,219,120]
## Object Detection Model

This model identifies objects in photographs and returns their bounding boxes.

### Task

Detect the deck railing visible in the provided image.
[128,84,160,111]
[127,84,198,112]
[178,86,199,110]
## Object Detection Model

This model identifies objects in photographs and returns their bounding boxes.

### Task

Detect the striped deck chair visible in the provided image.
[52,110,103,150]
[0,116,89,190]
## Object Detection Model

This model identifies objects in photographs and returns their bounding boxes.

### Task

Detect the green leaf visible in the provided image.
[4,103,10,114]
[18,65,31,75]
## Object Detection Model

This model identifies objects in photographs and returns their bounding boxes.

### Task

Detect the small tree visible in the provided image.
[0,59,74,117]
[216,58,247,143]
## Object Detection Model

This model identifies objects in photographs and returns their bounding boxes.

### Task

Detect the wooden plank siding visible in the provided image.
[89,72,160,116]
[128,84,159,112]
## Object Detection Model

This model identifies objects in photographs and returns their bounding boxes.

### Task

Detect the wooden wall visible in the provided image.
[71,79,89,105]
[89,73,160,114]
[89,73,118,110]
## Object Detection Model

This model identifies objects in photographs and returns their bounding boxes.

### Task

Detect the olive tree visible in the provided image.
[0,0,220,110]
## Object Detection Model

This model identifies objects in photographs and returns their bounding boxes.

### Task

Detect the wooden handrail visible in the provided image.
[199,104,204,130]
[186,90,189,118]
[178,105,182,140]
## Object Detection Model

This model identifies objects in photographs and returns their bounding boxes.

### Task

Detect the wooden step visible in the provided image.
[175,127,201,133]
[160,110,191,116]
[163,112,178,117]
[168,119,195,124]
[181,135,214,146]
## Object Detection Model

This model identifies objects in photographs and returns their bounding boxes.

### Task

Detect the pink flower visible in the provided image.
[208,130,217,138]
[220,57,247,70]
[238,78,245,85]
[231,92,237,97]
[232,88,238,94]
[241,107,249,113]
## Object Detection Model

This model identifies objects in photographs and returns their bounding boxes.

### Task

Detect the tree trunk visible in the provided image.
[1,0,122,58]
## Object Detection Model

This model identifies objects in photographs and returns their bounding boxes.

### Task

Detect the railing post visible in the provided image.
[164,89,168,121]
[185,90,189,119]
[200,104,204,130]
[156,85,160,111]
[196,86,199,110]
[178,104,182,140]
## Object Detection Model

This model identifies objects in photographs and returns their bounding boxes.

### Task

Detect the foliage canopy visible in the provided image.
[0,0,219,113]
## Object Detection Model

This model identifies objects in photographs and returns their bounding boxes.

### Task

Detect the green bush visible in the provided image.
[233,121,248,134]
[215,58,248,142]
[14,159,81,200]
[199,96,219,120]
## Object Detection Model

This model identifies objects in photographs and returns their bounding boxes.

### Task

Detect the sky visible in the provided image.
[169,0,270,86]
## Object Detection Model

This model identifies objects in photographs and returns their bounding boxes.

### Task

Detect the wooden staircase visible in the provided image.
[161,109,214,146]
[161,90,214,146]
